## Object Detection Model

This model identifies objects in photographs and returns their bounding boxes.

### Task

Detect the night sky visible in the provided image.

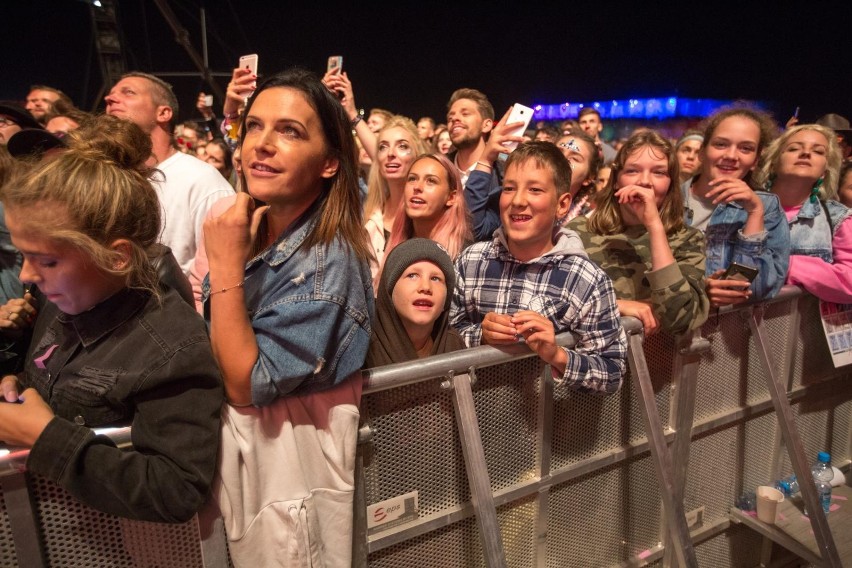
[4,1,851,128]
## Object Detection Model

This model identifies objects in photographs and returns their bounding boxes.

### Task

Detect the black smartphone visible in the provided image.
[723,262,758,283]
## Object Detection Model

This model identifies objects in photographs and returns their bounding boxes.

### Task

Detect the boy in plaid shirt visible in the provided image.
[450,142,626,394]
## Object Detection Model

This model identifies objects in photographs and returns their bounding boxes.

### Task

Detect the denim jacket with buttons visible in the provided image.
[683,180,790,301]
[789,198,851,262]
[204,208,374,407]
[20,286,223,523]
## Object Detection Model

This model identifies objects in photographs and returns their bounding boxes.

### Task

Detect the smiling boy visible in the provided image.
[450,142,626,394]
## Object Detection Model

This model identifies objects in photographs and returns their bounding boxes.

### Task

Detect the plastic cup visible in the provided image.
[756,486,785,524]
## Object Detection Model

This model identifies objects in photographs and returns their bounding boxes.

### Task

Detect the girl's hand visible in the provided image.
[706,178,763,214]
[481,312,518,345]
[616,299,660,335]
[0,388,54,447]
[322,71,358,119]
[705,269,752,307]
[615,185,662,228]
[1,375,20,403]
[0,292,37,333]
[223,67,258,118]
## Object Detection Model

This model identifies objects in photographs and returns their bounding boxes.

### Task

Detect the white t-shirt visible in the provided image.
[153,152,234,275]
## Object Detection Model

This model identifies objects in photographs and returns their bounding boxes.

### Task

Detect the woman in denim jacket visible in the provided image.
[682,106,790,307]
[203,69,374,567]
[756,125,852,303]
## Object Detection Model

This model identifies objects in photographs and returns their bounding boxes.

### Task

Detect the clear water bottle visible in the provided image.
[773,474,799,498]
[807,452,833,516]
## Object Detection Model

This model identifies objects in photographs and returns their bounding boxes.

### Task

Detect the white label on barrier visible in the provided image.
[819,300,852,368]
[366,491,419,532]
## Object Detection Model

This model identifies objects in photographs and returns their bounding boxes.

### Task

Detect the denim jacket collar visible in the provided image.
[249,199,321,269]
[794,198,821,220]
[57,288,148,348]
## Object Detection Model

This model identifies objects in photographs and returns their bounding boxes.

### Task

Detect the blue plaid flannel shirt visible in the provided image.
[450,231,627,394]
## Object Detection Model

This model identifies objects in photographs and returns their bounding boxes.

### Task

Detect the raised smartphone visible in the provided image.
[239,54,259,76]
[327,55,343,74]
[501,103,534,154]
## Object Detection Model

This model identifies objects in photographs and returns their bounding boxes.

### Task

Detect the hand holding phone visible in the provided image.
[501,103,534,154]
[722,261,758,283]
[327,55,343,74]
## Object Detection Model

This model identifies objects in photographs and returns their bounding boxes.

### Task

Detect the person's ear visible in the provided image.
[556,191,572,220]
[321,156,340,179]
[481,118,494,135]
[109,239,133,271]
[445,191,457,208]
[157,105,173,126]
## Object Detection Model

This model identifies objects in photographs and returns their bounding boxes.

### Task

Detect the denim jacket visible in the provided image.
[21,287,223,523]
[789,198,851,262]
[685,184,790,302]
[205,209,374,406]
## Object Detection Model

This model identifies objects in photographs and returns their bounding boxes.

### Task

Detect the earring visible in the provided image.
[810,178,823,203]
[763,175,774,192]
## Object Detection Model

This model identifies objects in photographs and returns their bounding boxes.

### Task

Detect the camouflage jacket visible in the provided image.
[568,216,710,335]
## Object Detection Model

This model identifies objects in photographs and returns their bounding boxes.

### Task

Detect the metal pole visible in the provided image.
[200,8,208,70]
[748,307,842,567]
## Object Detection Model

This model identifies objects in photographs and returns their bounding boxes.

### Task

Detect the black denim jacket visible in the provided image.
[21,287,223,523]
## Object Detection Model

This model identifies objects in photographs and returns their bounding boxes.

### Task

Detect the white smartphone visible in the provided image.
[501,103,534,154]
[203,95,214,107]
[327,55,343,74]
[239,54,259,76]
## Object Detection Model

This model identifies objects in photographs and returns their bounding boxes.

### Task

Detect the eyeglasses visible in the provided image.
[0,117,18,128]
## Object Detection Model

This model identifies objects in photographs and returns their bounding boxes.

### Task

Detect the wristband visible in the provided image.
[475,160,493,171]
[223,111,239,120]
[351,114,363,127]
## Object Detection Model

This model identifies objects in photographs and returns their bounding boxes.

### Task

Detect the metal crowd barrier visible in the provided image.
[0,286,848,567]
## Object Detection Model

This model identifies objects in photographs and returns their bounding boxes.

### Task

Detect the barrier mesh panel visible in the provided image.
[362,377,468,517]
[546,455,661,567]
[694,523,763,567]
[368,516,483,567]
[0,481,18,567]
[497,494,536,567]
[29,473,203,567]
[474,358,543,492]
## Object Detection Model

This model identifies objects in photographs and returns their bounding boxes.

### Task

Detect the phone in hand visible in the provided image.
[501,103,534,154]
[723,261,759,283]
[203,95,214,107]
[239,54,259,76]
[327,55,343,74]
[793,106,800,119]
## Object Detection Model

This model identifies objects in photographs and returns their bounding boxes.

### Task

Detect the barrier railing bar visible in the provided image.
[196,499,229,568]
[748,307,842,567]
[3,471,45,568]
[663,330,709,568]
[534,369,553,568]
[626,331,698,567]
[450,370,507,567]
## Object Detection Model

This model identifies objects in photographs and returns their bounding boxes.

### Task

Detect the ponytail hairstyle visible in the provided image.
[2,114,161,296]
[238,67,372,262]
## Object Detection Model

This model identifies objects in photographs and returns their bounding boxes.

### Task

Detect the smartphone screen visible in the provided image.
[723,262,758,283]
[327,55,343,74]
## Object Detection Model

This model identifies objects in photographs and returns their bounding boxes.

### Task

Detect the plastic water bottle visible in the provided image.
[807,452,834,516]
[773,474,799,498]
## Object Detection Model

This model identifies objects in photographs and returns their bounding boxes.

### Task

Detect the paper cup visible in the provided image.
[756,486,785,524]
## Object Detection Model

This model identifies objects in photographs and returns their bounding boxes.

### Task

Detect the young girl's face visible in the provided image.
[617,145,672,209]
[436,130,452,155]
[377,127,416,183]
[777,129,829,184]
[6,206,126,315]
[557,136,593,192]
[701,116,760,182]
[404,158,456,224]
[241,87,338,208]
[392,260,447,336]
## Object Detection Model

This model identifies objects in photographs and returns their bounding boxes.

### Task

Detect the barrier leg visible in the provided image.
[626,332,698,568]
[196,498,230,568]
[749,308,842,567]
[450,370,507,568]
[3,471,45,567]
[662,331,708,568]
